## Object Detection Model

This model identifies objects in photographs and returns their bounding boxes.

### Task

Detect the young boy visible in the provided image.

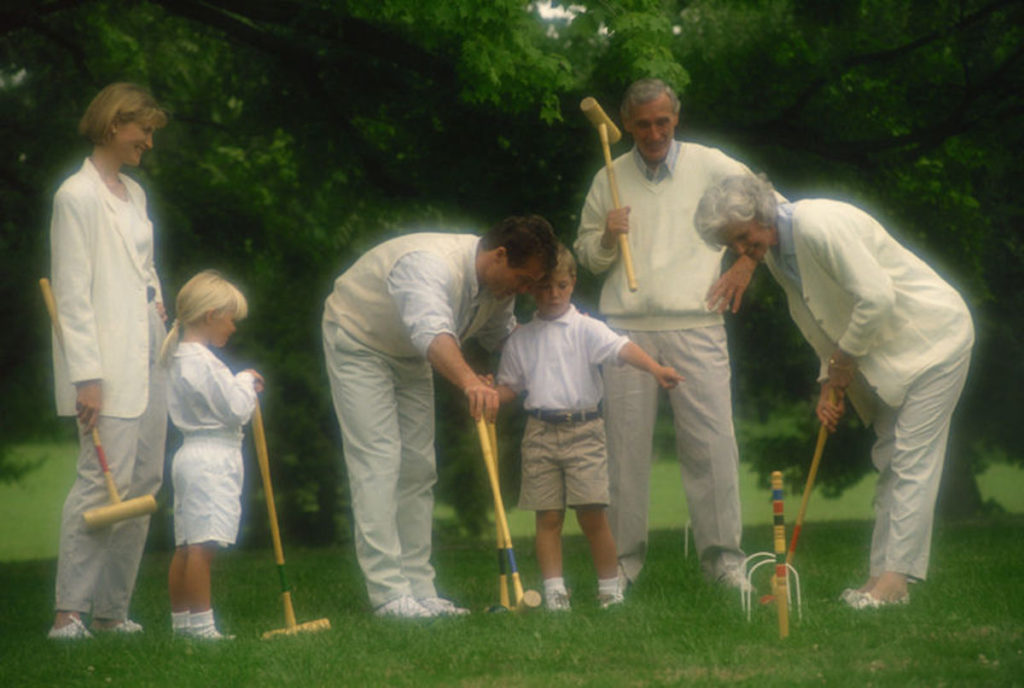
[496,245,683,610]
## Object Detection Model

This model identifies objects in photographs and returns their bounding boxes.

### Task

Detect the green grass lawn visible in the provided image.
[2,441,1023,685]
[1,520,1022,686]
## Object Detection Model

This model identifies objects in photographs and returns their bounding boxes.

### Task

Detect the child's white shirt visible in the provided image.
[167,341,258,438]
[497,304,628,411]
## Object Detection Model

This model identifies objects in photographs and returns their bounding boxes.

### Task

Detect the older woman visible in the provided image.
[694,174,974,608]
[48,83,169,638]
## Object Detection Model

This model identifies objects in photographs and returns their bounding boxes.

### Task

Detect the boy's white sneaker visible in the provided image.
[48,616,92,640]
[95,619,144,634]
[545,590,571,612]
[417,597,470,616]
[598,591,625,609]
[375,595,432,619]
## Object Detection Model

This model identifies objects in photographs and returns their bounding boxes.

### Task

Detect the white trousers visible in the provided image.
[323,322,438,607]
[55,304,167,619]
[604,326,744,582]
[868,350,971,581]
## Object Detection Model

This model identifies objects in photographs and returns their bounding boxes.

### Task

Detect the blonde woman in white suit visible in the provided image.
[695,174,974,609]
[48,83,169,639]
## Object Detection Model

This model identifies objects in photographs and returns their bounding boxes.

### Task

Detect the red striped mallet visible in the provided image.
[772,471,790,639]
[786,388,837,567]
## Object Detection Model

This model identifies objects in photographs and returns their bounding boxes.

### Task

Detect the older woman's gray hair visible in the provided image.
[621,78,681,121]
[694,174,778,248]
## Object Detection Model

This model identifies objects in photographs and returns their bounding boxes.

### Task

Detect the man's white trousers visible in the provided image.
[323,322,438,607]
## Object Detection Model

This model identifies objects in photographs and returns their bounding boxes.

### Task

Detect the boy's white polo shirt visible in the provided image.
[497,304,628,412]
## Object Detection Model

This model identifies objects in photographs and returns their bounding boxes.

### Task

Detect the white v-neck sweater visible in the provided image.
[575,142,752,331]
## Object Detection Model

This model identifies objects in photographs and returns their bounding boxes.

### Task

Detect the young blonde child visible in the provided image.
[496,245,683,610]
[160,270,263,640]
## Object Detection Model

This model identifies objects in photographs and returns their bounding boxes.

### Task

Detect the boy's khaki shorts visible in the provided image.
[517,416,609,511]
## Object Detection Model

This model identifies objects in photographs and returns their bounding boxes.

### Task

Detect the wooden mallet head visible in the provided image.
[580,97,622,143]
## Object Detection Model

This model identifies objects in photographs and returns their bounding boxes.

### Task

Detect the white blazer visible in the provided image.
[764,199,973,422]
[50,158,163,419]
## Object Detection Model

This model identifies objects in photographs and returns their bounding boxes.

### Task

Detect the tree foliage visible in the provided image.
[1,0,1021,537]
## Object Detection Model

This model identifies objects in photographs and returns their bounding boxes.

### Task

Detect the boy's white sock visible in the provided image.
[190,608,215,630]
[598,577,620,597]
[171,611,190,633]
[544,577,568,596]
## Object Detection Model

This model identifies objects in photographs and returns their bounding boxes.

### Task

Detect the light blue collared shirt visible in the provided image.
[771,203,801,289]
[632,140,681,183]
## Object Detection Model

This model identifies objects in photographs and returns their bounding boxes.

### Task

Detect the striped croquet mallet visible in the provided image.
[771,471,790,639]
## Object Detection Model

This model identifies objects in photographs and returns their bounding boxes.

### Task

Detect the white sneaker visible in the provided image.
[839,588,863,605]
[191,624,235,640]
[417,597,470,616]
[48,616,93,640]
[95,619,144,634]
[545,590,571,612]
[375,595,432,619]
[598,591,624,609]
[717,567,754,593]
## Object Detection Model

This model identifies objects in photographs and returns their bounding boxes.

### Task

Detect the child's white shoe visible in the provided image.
[545,590,571,612]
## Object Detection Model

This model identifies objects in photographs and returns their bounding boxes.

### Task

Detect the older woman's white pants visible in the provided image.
[869,350,970,581]
[603,326,744,583]
[54,305,167,619]
[323,322,439,608]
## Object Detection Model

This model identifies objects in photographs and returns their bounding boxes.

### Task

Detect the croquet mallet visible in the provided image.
[580,96,638,292]
[252,402,331,638]
[488,422,512,611]
[476,418,541,611]
[785,389,836,567]
[39,278,158,530]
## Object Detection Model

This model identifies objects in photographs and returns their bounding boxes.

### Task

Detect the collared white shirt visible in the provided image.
[167,342,258,439]
[632,140,681,183]
[497,304,628,411]
[387,241,512,356]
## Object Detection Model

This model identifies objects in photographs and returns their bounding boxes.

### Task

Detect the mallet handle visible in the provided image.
[785,388,835,566]
[253,403,298,630]
[90,428,122,504]
[477,418,524,606]
[598,124,638,292]
[253,404,288,569]
[41,279,123,505]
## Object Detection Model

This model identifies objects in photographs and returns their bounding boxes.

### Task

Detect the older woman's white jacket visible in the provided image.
[50,158,163,419]
[763,199,973,424]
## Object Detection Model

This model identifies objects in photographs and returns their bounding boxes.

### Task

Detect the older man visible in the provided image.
[574,78,763,589]
[694,174,974,607]
[323,216,557,617]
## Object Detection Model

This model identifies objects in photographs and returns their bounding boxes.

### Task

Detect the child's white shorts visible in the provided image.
[172,435,244,547]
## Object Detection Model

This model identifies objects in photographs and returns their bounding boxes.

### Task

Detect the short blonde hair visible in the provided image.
[78,82,168,144]
[159,270,248,364]
[552,243,577,280]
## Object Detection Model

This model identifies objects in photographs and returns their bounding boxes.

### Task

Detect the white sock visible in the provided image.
[598,577,620,597]
[171,611,190,632]
[190,609,214,630]
[544,577,567,597]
